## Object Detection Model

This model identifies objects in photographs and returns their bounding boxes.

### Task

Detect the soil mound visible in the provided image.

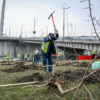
[15,69,100,84]
[56,61,90,68]
[1,63,42,73]
[15,72,44,83]
[85,70,100,84]
[14,62,25,65]
[0,61,6,63]
[1,63,14,65]
[79,62,89,67]
[61,62,72,66]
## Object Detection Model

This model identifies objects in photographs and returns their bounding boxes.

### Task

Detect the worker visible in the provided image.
[33,50,36,63]
[25,53,28,61]
[41,29,59,73]
[34,47,39,65]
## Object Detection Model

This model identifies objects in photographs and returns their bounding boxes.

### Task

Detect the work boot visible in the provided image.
[43,66,47,73]
[48,65,52,72]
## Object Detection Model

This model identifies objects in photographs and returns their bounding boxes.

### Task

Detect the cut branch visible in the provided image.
[88,0,100,41]
[54,82,79,94]
[85,67,100,79]
[83,85,94,100]
[21,82,49,89]
[80,0,89,2]
[83,7,89,9]
[0,81,39,87]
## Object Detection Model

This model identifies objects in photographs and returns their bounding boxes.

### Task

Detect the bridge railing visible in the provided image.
[0,36,100,41]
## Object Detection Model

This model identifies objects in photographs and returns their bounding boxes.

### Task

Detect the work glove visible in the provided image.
[54,29,58,34]
[53,29,59,39]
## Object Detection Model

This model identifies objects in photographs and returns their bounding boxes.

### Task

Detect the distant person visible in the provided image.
[34,47,39,65]
[18,54,20,61]
[41,29,59,73]
[25,53,28,61]
[56,52,60,62]
[33,50,36,63]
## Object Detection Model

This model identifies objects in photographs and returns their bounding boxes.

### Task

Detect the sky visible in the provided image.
[0,0,100,37]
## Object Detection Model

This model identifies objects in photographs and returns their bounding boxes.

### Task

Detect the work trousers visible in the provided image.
[34,57,39,64]
[42,53,53,72]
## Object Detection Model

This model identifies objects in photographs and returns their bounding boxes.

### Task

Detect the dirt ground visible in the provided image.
[1,60,99,84]
[1,62,42,72]
[0,60,100,100]
[56,61,89,67]
[15,68,100,84]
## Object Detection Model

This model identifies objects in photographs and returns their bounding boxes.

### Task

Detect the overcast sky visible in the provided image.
[0,0,100,37]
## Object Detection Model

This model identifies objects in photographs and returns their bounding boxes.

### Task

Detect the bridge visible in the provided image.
[0,36,100,58]
[0,0,100,58]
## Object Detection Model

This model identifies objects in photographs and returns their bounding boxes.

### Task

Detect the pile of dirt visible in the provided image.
[14,62,25,65]
[85,70,100,84]
[1,63,43,73]
[15,69,100,84]
[1,63,14,65]
[15,72,44,83]
[0,61,6,63]
[72,62,80,67]
[61,62,72,66]
[79,62,89,67]
[56,61,90,68]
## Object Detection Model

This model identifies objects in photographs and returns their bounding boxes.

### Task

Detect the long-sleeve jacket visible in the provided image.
[41,33,59,56]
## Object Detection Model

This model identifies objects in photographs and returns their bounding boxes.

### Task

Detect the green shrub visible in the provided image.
[19,50,25,61]
[30,52,33,59]
[6,52,11,64]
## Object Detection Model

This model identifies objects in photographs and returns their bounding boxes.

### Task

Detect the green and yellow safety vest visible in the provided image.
[42,37,50,53]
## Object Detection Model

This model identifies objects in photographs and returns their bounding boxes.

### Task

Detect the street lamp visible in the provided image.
[9,27,12,37]
[5,29,8,36]
[44,26,48,35]
[25,31,27,38]
[21,24,25,38]
[69,23,73,38]
[62,2,70,40]
[33,17,39,38]
[40,29,44,37]
[3,23,6,35]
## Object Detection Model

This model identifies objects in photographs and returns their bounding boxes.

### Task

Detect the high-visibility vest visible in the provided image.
[42,37,50,53]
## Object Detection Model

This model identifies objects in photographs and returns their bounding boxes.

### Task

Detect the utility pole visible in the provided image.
[25,31,27,38]
[5,28,8,36]
[62,2,70,40]
[33,17,38,39]
[21,25,24,38]
[69,23,73,38]
[40,29,44,37]
[45,26,48,35]
[0,0,6,36]
[9,27,12,37]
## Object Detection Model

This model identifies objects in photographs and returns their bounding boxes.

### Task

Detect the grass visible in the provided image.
[0,60,100,100]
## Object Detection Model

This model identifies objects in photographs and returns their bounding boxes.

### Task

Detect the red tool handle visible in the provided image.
[51,16,55,25]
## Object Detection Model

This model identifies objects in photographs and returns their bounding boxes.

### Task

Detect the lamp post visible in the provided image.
[5,29,8,36]
[9,27,12,37]
[21,24,25,38]
[44,26,48,35]
[3,23,6,36]
[25,31,27,38]
[40,29,44,37]
[69,23,73,38]
[62,2,70,40]
[33,17,39,39]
